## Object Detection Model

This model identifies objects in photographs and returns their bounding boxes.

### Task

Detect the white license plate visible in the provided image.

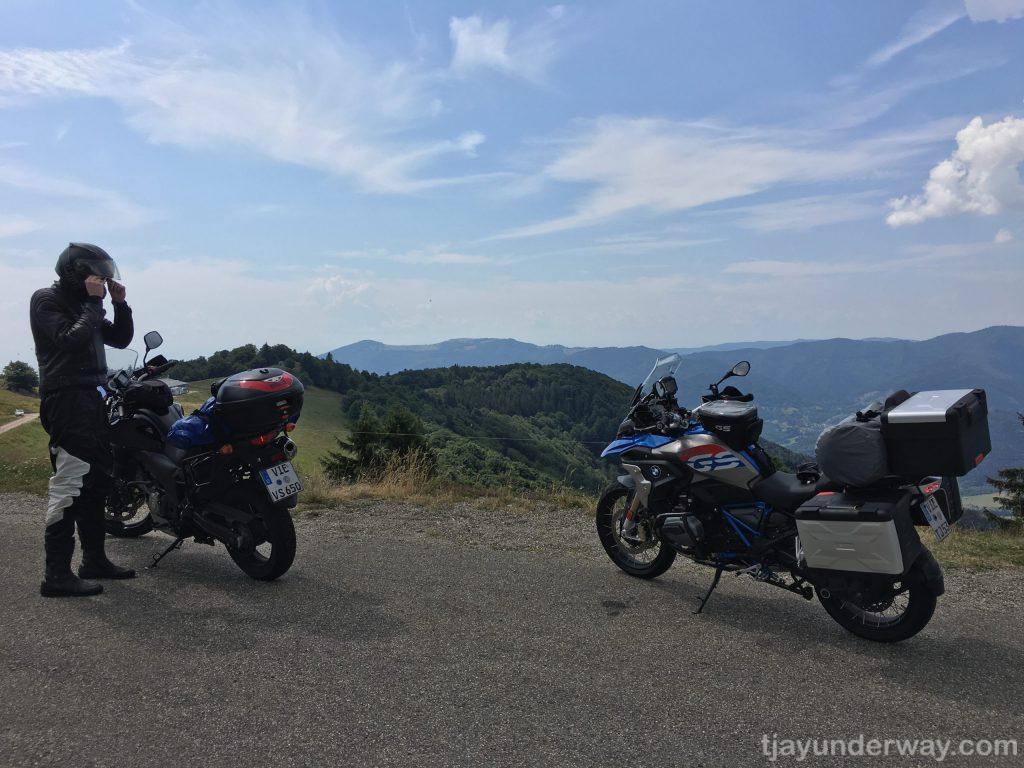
[921,494,951,542]
[260,462,303,502]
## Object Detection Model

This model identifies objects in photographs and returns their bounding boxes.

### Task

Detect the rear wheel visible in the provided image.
[224,495,296,581]
[596,482,675,579]
[817,563,937,642]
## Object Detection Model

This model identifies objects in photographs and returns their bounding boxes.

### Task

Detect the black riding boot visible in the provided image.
[77,505,136,580]
[42,506,103,597]
[41,567,104,597]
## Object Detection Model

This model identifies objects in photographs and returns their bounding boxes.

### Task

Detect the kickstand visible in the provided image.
[147,536,185,569]
[693,566,724,615]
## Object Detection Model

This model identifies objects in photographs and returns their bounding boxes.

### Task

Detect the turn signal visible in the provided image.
[219,444,234,455]
[285,423,296,433]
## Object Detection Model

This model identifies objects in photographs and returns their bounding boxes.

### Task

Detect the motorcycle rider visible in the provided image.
[30,243,136,597]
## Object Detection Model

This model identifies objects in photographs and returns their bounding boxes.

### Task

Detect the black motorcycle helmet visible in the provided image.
[55,242,121,298]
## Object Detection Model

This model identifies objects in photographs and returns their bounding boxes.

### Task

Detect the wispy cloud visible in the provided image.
[713,194,884,233]
[0,215,39,238]
[493,117,949,239]
[449,6,565,83]
[864,2,965,70]
[964,0,1024,22]
[0,163,152,232]
[326,244,492,266]
[0,9,490,193]
[888,115,1024,226]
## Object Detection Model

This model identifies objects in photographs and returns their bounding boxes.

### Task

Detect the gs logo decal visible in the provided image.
[680,445,747,472]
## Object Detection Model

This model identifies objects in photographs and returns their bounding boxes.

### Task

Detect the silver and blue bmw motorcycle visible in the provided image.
[596,354,990,642]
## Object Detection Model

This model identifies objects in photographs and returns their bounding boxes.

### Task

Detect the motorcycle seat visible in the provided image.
[752,471,835,511]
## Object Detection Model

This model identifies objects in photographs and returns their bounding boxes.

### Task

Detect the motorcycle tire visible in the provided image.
[224,495,296,582]
[817,560,937,643]
[596,482,675,579]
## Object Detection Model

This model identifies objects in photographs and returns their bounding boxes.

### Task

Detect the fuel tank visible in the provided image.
[652,428,763,489]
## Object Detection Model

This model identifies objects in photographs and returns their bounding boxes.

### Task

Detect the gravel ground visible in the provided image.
[1,491,1022,768]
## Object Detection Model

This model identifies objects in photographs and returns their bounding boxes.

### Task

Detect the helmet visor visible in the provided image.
[73,258,121,282]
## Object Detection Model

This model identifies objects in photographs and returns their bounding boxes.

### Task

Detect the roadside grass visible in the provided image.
[0,379,41,426]
[298,455,596,513]
[931,526,1024,569]
[0,418,51,495]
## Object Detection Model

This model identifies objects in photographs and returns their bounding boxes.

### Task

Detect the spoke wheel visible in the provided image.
[818,570,937,643]
[596,483,675,579]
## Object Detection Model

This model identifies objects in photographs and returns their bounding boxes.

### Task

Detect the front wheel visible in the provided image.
[817,561,938,643]
[596,482,675,579]
[224,496,296,581]
[105,482,155,538]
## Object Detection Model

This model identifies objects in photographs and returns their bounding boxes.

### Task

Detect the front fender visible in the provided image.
[617,474,635,489]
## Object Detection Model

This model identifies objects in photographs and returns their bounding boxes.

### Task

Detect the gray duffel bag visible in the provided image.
[815,405,889,488]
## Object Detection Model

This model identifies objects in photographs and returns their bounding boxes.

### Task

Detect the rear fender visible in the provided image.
[911,547,945,597]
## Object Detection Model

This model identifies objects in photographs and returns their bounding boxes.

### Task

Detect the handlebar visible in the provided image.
[146,359,177,377]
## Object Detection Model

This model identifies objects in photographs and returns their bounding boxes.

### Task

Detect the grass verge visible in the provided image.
[931,527,1024,569]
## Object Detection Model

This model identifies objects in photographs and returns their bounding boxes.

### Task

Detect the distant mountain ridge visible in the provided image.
[324,338,669,386]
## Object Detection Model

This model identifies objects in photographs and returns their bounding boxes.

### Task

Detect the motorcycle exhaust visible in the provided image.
[275,436,298,460]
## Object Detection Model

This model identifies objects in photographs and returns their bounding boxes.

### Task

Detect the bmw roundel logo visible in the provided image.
[648,465,662,479]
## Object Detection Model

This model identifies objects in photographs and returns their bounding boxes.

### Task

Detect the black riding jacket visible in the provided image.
[30,281,134,393]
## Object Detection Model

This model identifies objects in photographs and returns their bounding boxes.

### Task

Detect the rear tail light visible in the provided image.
[250,430,279,447]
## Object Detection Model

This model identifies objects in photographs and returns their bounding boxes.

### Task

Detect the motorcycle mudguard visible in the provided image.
[912,548,945,597]
[617,474,635,489]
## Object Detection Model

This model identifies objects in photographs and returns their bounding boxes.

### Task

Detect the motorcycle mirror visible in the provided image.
[144,330,163,352]
[712,360,751,391]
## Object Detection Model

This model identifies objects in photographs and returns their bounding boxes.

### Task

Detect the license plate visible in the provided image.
[260,462,303,502]
[921,494,951,542]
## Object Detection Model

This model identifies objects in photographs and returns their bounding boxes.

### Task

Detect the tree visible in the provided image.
[986,413,1024,530]
[2,361,39,394]
[320,403,435,482]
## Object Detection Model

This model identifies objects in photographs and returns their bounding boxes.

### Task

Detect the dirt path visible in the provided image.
[0,413,38,435]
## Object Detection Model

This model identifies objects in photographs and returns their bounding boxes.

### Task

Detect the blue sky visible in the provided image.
[1,0,1022,365]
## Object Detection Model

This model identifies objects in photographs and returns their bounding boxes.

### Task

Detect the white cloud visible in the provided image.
[0,10,490,193]
[865,3,965,70]
[720,194,883,233]
[392,250,490,265]
[495,117,946,238]
[964,0,1024,22]
[995,228,1014,242]
[449,9,562,83]
[0,163,152,232]
[0,215,40,238]
[887,116,1024,226]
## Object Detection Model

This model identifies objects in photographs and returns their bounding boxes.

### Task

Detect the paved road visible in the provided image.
[0,413,38,435]
[1,493,1021,767]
